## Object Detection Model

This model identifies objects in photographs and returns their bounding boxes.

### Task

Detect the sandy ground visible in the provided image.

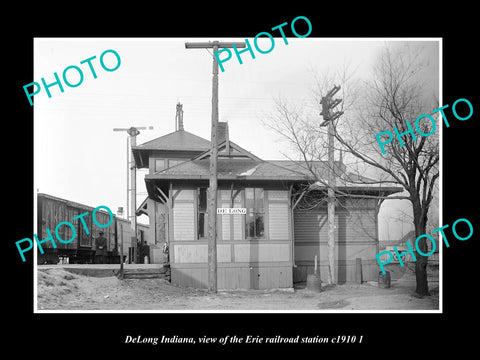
[36,265,439,311]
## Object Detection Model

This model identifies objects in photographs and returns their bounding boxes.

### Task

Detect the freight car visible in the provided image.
[37,193,135,264]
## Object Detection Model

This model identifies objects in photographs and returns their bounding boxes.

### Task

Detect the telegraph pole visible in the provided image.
[113,126,153,264]
[185,41,245,292]
[320,85,344,284]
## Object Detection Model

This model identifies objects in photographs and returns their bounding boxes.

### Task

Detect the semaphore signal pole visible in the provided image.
[320,85,344,284]
[113,126,154,265]
[185,41,246,293]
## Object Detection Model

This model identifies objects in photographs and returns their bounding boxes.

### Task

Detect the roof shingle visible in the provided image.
[150,158,308,180]
[133,129,210,152]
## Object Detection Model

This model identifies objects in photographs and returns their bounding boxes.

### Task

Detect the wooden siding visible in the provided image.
[173,202,195,240]
[295,243,377,263]
[38,195,123,251]
[268,190,288,201]
[220,190,231,201]
[293,260,379,284]
[294,211,327,242]
[343,208,377,242]
[38,195,104,250]
[173,189,194,201]
[173,244,231,263]
[39,199,78,250]
[148,152,201,174]
[172,242,291,266]
[294,208,376,244]
[293,200,379,282]
[234,243,290,262]
[171,265,292,290]
[268,202,289,240]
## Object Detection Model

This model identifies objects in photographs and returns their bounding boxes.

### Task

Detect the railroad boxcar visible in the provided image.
[37,193,119,264]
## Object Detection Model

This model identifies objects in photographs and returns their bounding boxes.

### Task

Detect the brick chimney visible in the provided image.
[217,121,230,153]
[175,102,184,131]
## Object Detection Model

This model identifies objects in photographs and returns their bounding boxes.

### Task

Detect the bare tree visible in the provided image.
[263,42,439,296]
[336,43,439,296]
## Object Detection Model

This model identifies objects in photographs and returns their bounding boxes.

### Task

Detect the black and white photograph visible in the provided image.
[32,37,441,312]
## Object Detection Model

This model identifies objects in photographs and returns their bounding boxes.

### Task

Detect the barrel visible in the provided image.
[306,274,322,292]
[378,271,391,288]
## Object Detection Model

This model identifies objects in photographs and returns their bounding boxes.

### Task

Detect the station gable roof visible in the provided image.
[132,130,211,167]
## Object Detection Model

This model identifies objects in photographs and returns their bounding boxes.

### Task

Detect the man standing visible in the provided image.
[95,231,108,264]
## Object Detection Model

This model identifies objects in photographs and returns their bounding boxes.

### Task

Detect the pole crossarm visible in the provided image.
[185,41,246,49]
[320,92,344,126]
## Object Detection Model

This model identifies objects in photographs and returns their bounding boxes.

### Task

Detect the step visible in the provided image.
[123,273,166,279]
[119,266,170,279]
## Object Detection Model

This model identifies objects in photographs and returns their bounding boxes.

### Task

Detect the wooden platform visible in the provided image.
[38,264,170,279]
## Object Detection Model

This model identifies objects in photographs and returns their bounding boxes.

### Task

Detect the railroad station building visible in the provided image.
[132,104,401,290]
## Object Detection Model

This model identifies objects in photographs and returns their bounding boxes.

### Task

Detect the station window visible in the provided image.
[155,159,166,172]
[245,187,264,238]
[198,187,208,239]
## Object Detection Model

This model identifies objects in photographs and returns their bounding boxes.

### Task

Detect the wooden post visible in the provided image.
[126,137,129,235]
[128,128,139,263]
[185,41,246,293]
[208,42,219,292]
[327,120,335,284]
[321,96,336,284]
[119,222,124,279]
[320,85,343,285]
[355,257,362,284]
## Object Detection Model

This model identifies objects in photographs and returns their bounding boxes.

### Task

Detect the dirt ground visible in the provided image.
[36,264,439,311]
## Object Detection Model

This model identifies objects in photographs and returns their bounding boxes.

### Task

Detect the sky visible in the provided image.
[33,37,440,238]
